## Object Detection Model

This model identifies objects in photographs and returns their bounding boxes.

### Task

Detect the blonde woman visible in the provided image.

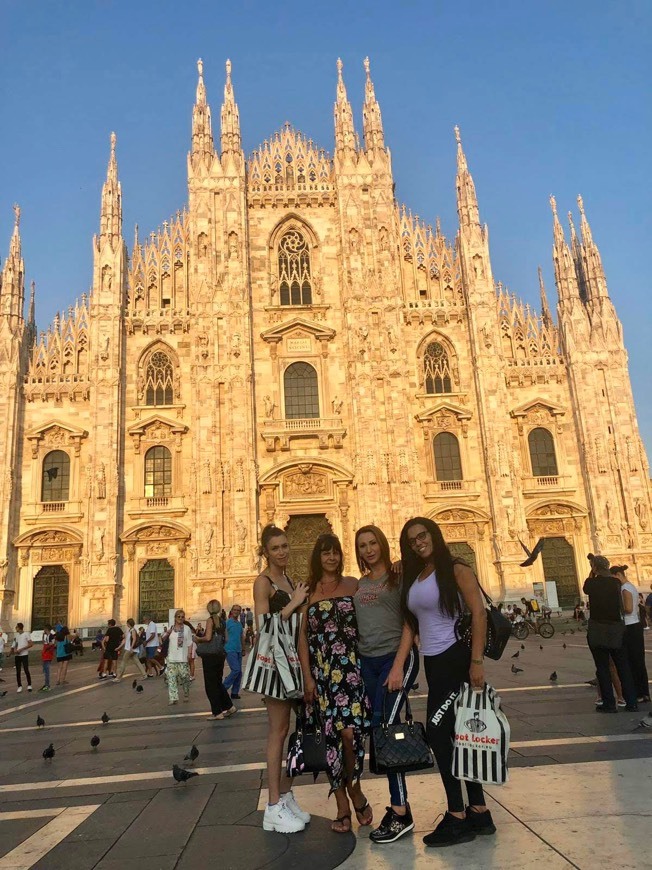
[190,600,235,720]
[162,609,193,705]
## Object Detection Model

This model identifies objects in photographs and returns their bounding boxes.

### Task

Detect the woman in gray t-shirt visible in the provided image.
[353,525,419,844]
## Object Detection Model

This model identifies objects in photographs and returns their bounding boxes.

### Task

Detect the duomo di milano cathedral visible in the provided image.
[0,57,650,631]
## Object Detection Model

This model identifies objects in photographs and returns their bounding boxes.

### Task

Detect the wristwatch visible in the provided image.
[471,658,484,665]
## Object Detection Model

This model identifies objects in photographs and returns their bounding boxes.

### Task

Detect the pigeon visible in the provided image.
[132,679,137,690]
[539,645,544,650]
[173,764,199,783]
[36,715,45,728]
[520,644,525,650]
[511,664,523,674]
[135,685,144,694]
[569,629,575,635]
[101,712,110,725]
[90,735,100,749]
[586,679,598,687]
[518,537,545,567]
[43,743,55,761]
[550,671,558,681]
[563,643,567,649]
[633,714,652,731]
[0,690,7,697]
[511,650,520,659]
[184,744,199,763]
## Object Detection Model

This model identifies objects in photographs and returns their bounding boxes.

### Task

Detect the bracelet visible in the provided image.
[471,658,484,665]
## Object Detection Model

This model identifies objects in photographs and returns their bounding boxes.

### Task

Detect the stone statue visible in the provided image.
[94,527,105,561]
[635,498,649,530]
[95,463,106,499]
[263,395,275,419]
[332,396,343,416]
[203,524,213,556]
[201,459,212,495]
[235,519,247,554]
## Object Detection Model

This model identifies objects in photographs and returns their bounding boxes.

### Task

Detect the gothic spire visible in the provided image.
[26,279,36,344]
[455,126,480,229]
[538,266,553,328]
[220,58,241,154]
[568,208,588,301]
[1,204,25,315]
[577,194,608,298]
[98,132,122,246]
[550,195,580,304]
[333,58,357,156]
[362,56,385,151]
[191,58,215,166]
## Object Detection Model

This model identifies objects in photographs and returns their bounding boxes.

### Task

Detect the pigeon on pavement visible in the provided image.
[132,679,137,690]
[511,650,520,659]
[135,685,144,693]
[184,744,199,763]
[90,735,100,749]
[563,643,567,649]
[43,743,55,761]
[36,715,45,728]
[539,645,544,650]
[0,690,7,697]
[101,712,110,725]
[550,671,558,681]
[520,644,525,650]
[511,664,523,674]
[173,765,199,783]
[518,538,545,567]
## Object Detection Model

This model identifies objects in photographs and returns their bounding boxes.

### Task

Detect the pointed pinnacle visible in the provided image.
[577,193,585,215]
[13,203,21,227]
[549,194,558,217]
[454,125,461,145]
[363,56,371,77]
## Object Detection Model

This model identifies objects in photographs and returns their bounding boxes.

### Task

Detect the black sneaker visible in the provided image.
[370,804,414,844]
[231,694,241,700]
[423,812,475,848]
[624,704,639,712]
[465,807,496,835]
[595,705,617,713]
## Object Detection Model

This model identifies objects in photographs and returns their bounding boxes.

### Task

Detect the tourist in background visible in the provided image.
[163,609,193,705]
[252,524,310,834]
[354,525,419,843]
[299,533,371,835]
[10,623,33,693]
[102,619,123,679]
[223,605,245,700]
[399,517,495,847]
[0,629,5,673]
[611,565,650,703]
[115,618,147,681]
[144,615,160,677]
[191,599,235,720]
[40,630,55,691]
[55,625,72,686]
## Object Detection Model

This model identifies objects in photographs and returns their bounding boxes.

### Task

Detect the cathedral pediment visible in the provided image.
[25,420,89,458]
[510,398,566,420]
[127,414,189,454]
[415,402,472,425]
[261,318,336,345]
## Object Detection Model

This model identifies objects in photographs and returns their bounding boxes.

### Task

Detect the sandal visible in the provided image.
[331,814,352,834]
[353,799,373,827]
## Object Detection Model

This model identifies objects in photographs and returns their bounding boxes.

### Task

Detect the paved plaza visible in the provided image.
[0,628,650,869]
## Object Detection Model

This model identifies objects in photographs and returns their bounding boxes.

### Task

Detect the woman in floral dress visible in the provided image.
[299,533,372,834]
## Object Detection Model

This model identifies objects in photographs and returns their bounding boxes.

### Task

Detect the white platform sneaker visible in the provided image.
[282,790,311,824]
[263,799,306,833]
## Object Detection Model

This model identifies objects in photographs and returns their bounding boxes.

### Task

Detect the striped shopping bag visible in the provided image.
[452,682,510,785]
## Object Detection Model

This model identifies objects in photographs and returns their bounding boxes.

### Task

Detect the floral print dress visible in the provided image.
[307,595,371,792]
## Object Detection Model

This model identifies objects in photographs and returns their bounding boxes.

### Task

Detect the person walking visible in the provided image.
[115,619,147,681]
[299,533,372,835]
[162,609,193,705]
[611,565,650,703]
[0,629,5,674]
[583,554,637,712]
[251,524,310,834]
[55,626,72,685]
[223,605,245,699]
[40,630,56,692]
[191,600,235,720]
[353,525,419,843]
[10,623,33,693]
[399,517,495,847]
[102,619,124,679]
[144,615,160,677]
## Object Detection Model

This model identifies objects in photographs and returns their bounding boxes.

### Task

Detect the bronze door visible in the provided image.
[541,537,580,608]
[138,559,175,623]
[284,515,332,584]
[31,565,69,631]
[448,542,477,575]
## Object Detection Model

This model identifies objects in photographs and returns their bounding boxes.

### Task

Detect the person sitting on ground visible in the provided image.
[70,629,84,656]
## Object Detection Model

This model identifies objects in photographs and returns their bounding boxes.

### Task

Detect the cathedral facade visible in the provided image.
[1,58,650,631]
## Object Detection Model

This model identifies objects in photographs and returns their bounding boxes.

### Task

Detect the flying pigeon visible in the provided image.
[550,671,558,681]
[101,712,110,725]
[135,685,144,693]
[511,664,523,674]
[511,650,520,659]
[518,538,545,567]
[36,715,45,728]
[173,764,199,783]
[43,743,55,761]
[90,735,100,749]
[184,744,199,763]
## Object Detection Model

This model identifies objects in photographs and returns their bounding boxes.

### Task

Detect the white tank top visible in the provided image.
[407,571,458,655]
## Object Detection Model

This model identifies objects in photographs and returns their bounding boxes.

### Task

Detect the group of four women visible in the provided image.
[252,517,496,849]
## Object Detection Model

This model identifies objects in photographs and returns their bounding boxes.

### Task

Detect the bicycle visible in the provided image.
[512,614,555,640]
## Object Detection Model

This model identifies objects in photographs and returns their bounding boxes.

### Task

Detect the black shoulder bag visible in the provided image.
[370,689,434,775]
[455,585,512,661]
[286,705,329,778]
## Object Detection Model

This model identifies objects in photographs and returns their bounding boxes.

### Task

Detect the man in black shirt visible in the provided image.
[583,554,637,712]
[102,619,124,680]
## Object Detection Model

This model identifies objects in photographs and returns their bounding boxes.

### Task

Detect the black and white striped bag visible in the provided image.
[452,683,510,785]
[242,612,303,700]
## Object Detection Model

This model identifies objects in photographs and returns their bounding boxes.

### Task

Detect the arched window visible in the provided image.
[145,351,174,406]
[41,450,70,502]
[144,446,172,498]
[424,342,452,394]
[433,432,463,481]
[528,428,558,477]
[284,362,319,419]
[278,230,313,305]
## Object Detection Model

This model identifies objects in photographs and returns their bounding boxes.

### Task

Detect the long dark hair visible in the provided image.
[399,517,463,631]
[307,533,343,595]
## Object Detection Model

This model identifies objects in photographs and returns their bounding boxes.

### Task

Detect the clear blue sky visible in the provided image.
[1,1,650,454]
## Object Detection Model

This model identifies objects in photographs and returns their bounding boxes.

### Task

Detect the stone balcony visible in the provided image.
[23,501,84,524]
[126,495,188,518]
[423,479,480,500]
[261,417,346,452]
[522,475,576,496]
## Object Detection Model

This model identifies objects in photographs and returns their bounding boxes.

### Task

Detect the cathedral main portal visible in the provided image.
[284,515,332,584]
[31,565,69,631]
[138,559,174,623]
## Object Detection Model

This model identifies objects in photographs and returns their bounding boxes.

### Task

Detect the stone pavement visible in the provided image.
[0,627,650,869]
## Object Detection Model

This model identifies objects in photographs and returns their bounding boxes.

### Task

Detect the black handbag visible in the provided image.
[587,620,625,650]
[196,616,225,658]
[370,690,434,776]
[286,706,329,777]
[455,585,511,661]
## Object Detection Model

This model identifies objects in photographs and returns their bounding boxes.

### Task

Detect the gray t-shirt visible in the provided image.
[354,573,404,658]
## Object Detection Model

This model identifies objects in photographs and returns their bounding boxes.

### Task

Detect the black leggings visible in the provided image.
[15,656,31,688]
[425,641,485,813]
[201,653,232,715]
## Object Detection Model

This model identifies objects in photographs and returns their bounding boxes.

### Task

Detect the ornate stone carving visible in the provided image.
[284,471,328,498]
[95,462,106,499]
[635,498,649,531]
